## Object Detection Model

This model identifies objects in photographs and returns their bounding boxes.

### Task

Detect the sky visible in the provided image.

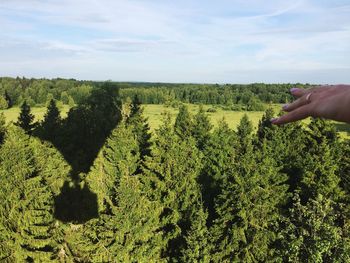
[0,0,349,84]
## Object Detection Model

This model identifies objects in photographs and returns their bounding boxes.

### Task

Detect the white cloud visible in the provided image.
[0,0,349,83]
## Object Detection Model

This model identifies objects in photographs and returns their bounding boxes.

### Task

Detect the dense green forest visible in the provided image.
[0,77,312,111]
[0,81,350,262]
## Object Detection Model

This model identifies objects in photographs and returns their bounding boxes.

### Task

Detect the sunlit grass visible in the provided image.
[0,105,70,124]
[1,104,349,139]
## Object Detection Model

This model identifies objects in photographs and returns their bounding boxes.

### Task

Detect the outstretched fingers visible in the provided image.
[271,105,312,125]
[283,93,312,112]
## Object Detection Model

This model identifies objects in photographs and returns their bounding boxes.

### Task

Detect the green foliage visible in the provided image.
[0,79,349,262]
[46,93,54,106]
[210,142,288,262]
[174,104,194,139]
[278,193,349,262]
[0,113,6,144]
[142,113,203,260]
[0,96,8,110]
[127,95,152,160]
[0,127,70,261]
[68,123,162,262]
[299,119,344,201]
[246,96,265,111]
[236,114,253,155]
[60,91,69,104]
[180,204,211,263]
[15,101,35,134]
[192,105,213,150]
[199,119,236,224]
[257,107,276,141]
[86,122,140,213]
[68,96,75,107]
[36,99,61,142]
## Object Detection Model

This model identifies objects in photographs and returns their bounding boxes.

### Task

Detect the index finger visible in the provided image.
[272,104,312,125]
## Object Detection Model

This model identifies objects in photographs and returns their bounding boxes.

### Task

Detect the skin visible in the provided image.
[271,85,350,125]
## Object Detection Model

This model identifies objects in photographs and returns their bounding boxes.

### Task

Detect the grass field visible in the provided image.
[1,104,349,139]
[143,104,280,132]
[0,105,70,123]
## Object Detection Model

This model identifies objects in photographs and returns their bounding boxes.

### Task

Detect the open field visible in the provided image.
[143,104,350,139]
[1,104,350,139]
[0,105,70,123]
[143,104,280,132]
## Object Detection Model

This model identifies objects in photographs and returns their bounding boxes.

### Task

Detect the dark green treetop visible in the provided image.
[174,104,194,139]
[15,100,35,134]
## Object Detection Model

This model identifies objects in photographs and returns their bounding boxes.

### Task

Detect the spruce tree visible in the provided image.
[192,105,213,150]
[127,95,152,160]
[276,119,348,261]
[180,202,211,263]
[0,126,70,261]
[174,104,194,139]
[199,119,236,224]
[236,114,253,156]
[257,107,276,142]
[15,100,35,134]
[278,193,348,262]
[142,113,203,261]
[210,141,288,262]
[299,119,344,202]
[36,99,61,142]
[86,122,140,213]
[68,122,162,262]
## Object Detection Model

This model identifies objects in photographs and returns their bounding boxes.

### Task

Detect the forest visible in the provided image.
[0,79,350,262]
[0,77,313,111]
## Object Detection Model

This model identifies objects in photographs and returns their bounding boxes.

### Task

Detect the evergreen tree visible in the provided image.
[142,113,203,261]
[36,99,61,142]
[299,119,344,202]
[127,95,152,160]
[68,96,75,107]
[0,127,70,261]
[210,142,288,262]
[199,119,236,224]
[236,114,253,156]
[0,96,8,110]
[174,104,194,139]
[192,105,213,150]
[257,107,276,142]
[4,90,12,108]
[68,123,162,262]
[180,202,211,263]
[86,122,140,213]
[15,100,35,134]
[276,119,348,261]
[278,193,348,262]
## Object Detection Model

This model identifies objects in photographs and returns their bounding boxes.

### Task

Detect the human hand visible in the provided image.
[271,85,350,125]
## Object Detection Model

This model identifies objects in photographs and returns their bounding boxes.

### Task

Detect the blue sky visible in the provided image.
[0,0,349,83]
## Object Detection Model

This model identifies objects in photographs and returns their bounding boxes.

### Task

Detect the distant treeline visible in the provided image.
[0,77,312,110]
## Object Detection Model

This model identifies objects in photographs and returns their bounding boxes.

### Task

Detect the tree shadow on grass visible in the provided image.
[35,83,122,223]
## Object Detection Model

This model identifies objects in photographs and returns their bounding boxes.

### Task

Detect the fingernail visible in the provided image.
[282,104,289,110]
[270,118,279,124]
[290,88,299,93]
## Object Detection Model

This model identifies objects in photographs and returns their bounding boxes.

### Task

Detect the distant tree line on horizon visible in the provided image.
[0,77,312,111]
[0,85,350,262]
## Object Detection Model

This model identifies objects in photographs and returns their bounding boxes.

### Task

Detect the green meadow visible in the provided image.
[0,105,70,123]
[1,104,350,139]
[143,104,279,131]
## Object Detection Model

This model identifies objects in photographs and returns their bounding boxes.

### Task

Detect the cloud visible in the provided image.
[0,0,349,83]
